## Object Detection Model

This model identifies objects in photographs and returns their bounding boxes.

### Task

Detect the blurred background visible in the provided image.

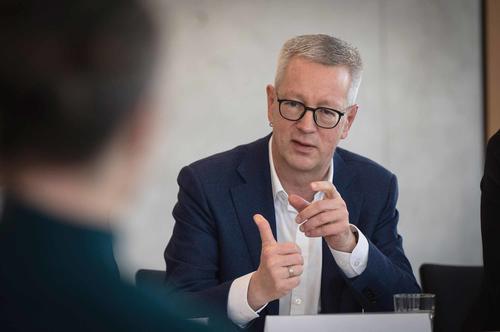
[113,0,494,283]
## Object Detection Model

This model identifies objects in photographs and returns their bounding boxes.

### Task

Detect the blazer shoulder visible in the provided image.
[182,135,269,180]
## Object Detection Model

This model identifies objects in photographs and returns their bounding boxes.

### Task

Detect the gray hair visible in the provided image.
[275,34,363,105]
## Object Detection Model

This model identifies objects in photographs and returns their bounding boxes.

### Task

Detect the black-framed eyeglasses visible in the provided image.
[276,98,346,129]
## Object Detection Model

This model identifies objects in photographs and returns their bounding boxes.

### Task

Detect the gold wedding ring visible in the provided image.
[288,266,294,278]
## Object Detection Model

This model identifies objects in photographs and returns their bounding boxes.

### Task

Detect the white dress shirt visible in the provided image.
[227,136,369,326]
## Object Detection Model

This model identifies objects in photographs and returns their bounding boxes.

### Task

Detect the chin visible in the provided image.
[287,156,320,172]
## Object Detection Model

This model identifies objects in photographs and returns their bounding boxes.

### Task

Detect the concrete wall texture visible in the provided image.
[114,0,484,283]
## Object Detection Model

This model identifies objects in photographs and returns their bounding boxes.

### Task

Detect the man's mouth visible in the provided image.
[291,139,316,151]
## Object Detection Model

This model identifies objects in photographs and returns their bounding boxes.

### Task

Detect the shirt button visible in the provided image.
[354,260,360,267]
[294,298,302,305]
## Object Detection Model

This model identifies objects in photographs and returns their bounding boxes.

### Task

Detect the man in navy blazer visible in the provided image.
[165,34,420,331]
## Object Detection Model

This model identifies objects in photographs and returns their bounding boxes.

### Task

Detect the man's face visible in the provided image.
[267,56,358,176]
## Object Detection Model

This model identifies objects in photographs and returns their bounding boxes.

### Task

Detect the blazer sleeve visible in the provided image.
[344,174,421,310]
[164,165,233,320]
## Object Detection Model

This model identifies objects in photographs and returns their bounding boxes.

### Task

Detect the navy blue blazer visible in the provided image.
[165,135,420,328]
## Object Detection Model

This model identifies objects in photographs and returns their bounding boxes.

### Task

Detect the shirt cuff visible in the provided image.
[329,225,369,278]
[227,272,267,327]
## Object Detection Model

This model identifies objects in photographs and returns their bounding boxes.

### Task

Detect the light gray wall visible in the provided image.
[115,0,483,283]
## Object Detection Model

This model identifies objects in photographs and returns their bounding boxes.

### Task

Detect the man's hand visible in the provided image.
[247,214,303,311]
[289,181,357,253]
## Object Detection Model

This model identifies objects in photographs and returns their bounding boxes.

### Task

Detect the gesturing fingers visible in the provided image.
[295,198,346,225]
[250,215,306,309]
[301,218,347,238]
[278,252,304,268]
[299,208,349,233]
[262,246,303,268]
[310,181,340,200]
[254,214,277,246]
[288,194,310,213]
[291,182,353,250]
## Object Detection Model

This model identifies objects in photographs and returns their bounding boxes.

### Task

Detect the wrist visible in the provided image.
[247,272,268,311]
[327,226,357,253]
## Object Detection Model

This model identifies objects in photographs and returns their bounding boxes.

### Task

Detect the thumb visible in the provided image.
[288,194,310,212]
[253,214,276,245]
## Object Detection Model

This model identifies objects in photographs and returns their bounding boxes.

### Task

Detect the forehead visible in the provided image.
[278,56,352,106]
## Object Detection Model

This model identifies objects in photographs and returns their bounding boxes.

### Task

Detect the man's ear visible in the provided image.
[340,104,358,140]
[266,84,276,124]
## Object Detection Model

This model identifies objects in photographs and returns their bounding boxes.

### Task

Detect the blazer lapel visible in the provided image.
[332,149,355,196]
[230,135,276,270]
[332,149,363,226]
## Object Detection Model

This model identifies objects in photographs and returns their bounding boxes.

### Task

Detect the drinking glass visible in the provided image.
[394,293,435,329]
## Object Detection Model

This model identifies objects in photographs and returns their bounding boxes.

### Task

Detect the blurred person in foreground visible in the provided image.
[165,34,420,331]
[480,130,500,330]
[465,130,500,331]
[0,1,216,331]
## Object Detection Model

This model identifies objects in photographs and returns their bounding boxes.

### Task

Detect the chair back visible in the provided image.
[419,264,483,332]
[135,269,167,287]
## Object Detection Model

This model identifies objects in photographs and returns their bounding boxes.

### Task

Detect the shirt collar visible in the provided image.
[268,135,334,202]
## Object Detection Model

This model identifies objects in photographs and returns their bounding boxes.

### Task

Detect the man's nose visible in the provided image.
[296,110,317,132]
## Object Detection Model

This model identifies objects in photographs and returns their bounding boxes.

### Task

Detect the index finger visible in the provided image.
[253,214,276,245]
[310,181,339,200]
